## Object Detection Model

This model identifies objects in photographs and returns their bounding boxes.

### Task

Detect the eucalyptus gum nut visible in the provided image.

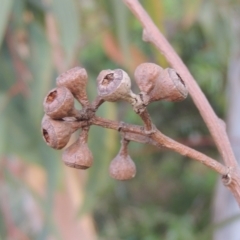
[109,140,136,180]
[134,62,162,94]
[109,154,136,180]
[97,69,134,102]
[62,129,93,169]
[56,67,89,106]
[41,115,80,149]
[150,68,188,102]
[43,87,75,119]
[134,62,188,102]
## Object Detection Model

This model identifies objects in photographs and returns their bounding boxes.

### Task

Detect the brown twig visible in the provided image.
[90,116,226,175]
[122,0,240,204]
[139,109,153,132]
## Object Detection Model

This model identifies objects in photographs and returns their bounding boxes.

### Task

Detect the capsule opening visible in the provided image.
[46,90,57,103]
[101,73,114,86]
[42,128,50,143]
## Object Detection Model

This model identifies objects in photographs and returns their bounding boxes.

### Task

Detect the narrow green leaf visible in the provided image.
[27,21,53,124]
[0,94,8,155]
[0,0,13,49]
[111,0,132,68]
[52,0,81,66]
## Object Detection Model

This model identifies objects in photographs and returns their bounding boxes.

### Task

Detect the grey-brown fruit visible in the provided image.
[134,62,188,103]
[56,67,89,106]
[43,87,78,119]
[109,139,136,180]
[41,115,81,149]
[62,128,93,169]
[97,69,136,103]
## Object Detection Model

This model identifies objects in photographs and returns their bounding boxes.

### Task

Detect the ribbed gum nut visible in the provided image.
[62,128,93,169]
[134,62,162,94]
[43,87,76,119]
[156,68,188,102]
[56,67,89,106]
[97,69,134,102]
[41,115,80,149]
[109,140,136,180]
[134,62,188,102]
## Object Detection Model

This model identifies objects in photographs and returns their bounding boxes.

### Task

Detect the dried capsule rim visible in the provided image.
[167,68,188,99]
[97,69,123,96]
[64,162,90,169]
[41,116,75,149]
[44,87,73,115]
[41,119,58,148]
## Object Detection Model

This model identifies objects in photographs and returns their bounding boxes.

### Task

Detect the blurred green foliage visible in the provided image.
[0,0,239,239]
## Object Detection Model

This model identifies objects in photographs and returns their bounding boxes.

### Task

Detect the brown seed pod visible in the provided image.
[97,69,137,104]
[56,67,89,106]
[41,115,81,149]
[134,62,188,103]
[43,87,80,119]
[109,139,136,180]
[62,128,93,169]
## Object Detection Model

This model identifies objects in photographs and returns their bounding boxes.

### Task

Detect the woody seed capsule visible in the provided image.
[62,128,93,169]
[109,139,136,180]
[97,69,138,104]
[56,67,89,106]
[43,87,80,119]
[41,115,81,149]
[134,62,188,104]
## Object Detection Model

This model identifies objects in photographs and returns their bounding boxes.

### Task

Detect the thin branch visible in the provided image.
[151,131,227,175]
[90,116,227,175]
[138,109,153,132]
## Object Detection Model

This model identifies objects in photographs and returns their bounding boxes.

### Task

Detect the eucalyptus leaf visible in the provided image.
[52,0,81,66]
[111,0,131,68]
[0,94,8,155]
[0,0,13,49]
[27,21,53,124]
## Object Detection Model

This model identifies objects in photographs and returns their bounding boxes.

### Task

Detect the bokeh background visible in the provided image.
[0,0,240,239]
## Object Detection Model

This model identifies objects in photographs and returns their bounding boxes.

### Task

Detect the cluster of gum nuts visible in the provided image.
[41,63,188,181]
